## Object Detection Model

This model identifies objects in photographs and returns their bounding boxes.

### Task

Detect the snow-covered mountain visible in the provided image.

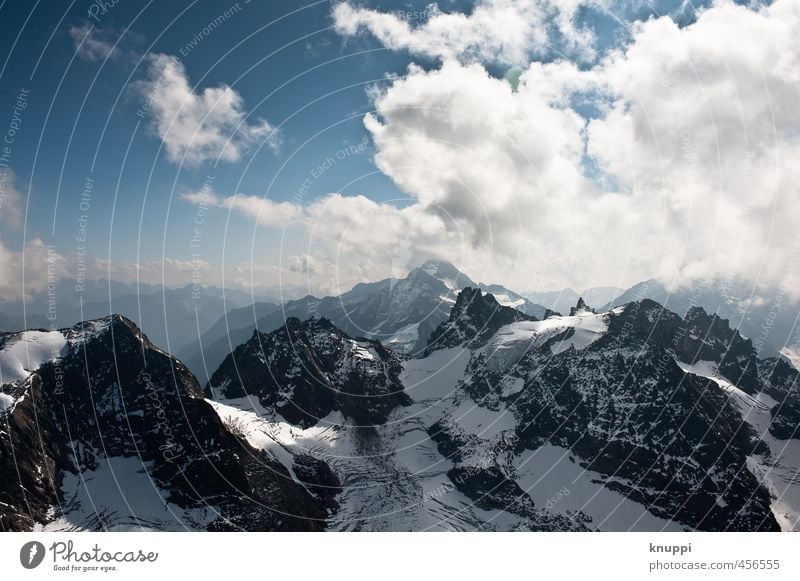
[202,289,799,531]
[3,288,798,531]
[605,278,800,359]
[0,316,335,531]
[182,260,546,383]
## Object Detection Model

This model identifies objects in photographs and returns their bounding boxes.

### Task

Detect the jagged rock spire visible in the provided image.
[569,297,594,316]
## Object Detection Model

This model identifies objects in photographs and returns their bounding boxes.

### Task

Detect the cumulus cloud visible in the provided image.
[358,59,616,291]
[182,189,456,293]
[288,254,318,275]
[586,0,800,291]
[328,0,800,295]
[186,0,800,297]
[332,0,598,64]
[179,189,218,207]
[0,172,67,302]
[135,54,281,165]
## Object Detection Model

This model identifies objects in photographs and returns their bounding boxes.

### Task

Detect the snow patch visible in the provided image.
[0,331,67,386]
[208,398,352,491]
[350,340,377,361]
[493,294,525,309]
[781,346,800,371]
[514,444,685,531]
[501,377,525,398]
[0,392,16,413]
[451,399,516,440]
[480,312,608,370]
[38,454,215,531]
[401,347,470,401]
[679,360,800,531]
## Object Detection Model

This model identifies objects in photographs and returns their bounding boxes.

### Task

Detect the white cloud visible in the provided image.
[179,190,218,207]
[0,172,67,302]
[181,189,455,293]
[288,254,318,275]
[332,0,598,64]
[222,194,304,228]
[135,54,280,165]
[181,190,304,228]
[320,0,800,295]
[586,0,800,291]
[358,59,612,291]
[0,167,24,229]
[0,239,66,302]
[69,23,120,62]
[175,0,800,298]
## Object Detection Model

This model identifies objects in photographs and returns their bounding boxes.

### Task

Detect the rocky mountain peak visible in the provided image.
[0,315,336,532]
[569,297,595,316]
[208,317,410,428]
[426,287,536,352]
[418,259,475,286]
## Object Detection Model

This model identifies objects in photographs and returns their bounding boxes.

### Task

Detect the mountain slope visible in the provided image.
[4,288,796,531]
[176,301,280,378]
[449,298,779,530]
[208,317,411,428]
[204,291,797,531]
[0,316,336,532]
[184,260,547,382]
[605,278,800,359]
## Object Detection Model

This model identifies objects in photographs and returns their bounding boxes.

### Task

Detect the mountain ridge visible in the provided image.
[2,287,798,532]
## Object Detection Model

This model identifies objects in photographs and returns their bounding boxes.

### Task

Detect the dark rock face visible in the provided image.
[605,301,761,393]
[449,297,781,531]
[757,357,800,440]
[0,316,337,532]
[569,297,594,316]
[426,288,536,353]
[543,308,561,319]
[512,344,774,531]
[603,278,800,359]
[3,286,795,532]
[673,307,761,394]
[177,301,281,381]
[208,317,411,428]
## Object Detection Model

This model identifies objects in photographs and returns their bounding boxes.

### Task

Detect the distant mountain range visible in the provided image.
[6,265,798,387]
[0,280,276,356]
[522,286,624,315]
[2,280,798,531]
[604,279,800,359]
[179,260,548,383]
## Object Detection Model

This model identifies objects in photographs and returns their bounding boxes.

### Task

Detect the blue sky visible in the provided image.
[1,0,795,299]
[1,1,410,270]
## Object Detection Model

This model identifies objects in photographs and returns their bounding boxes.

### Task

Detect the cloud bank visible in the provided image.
[316,0,800,295]
[176,0,800,298]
